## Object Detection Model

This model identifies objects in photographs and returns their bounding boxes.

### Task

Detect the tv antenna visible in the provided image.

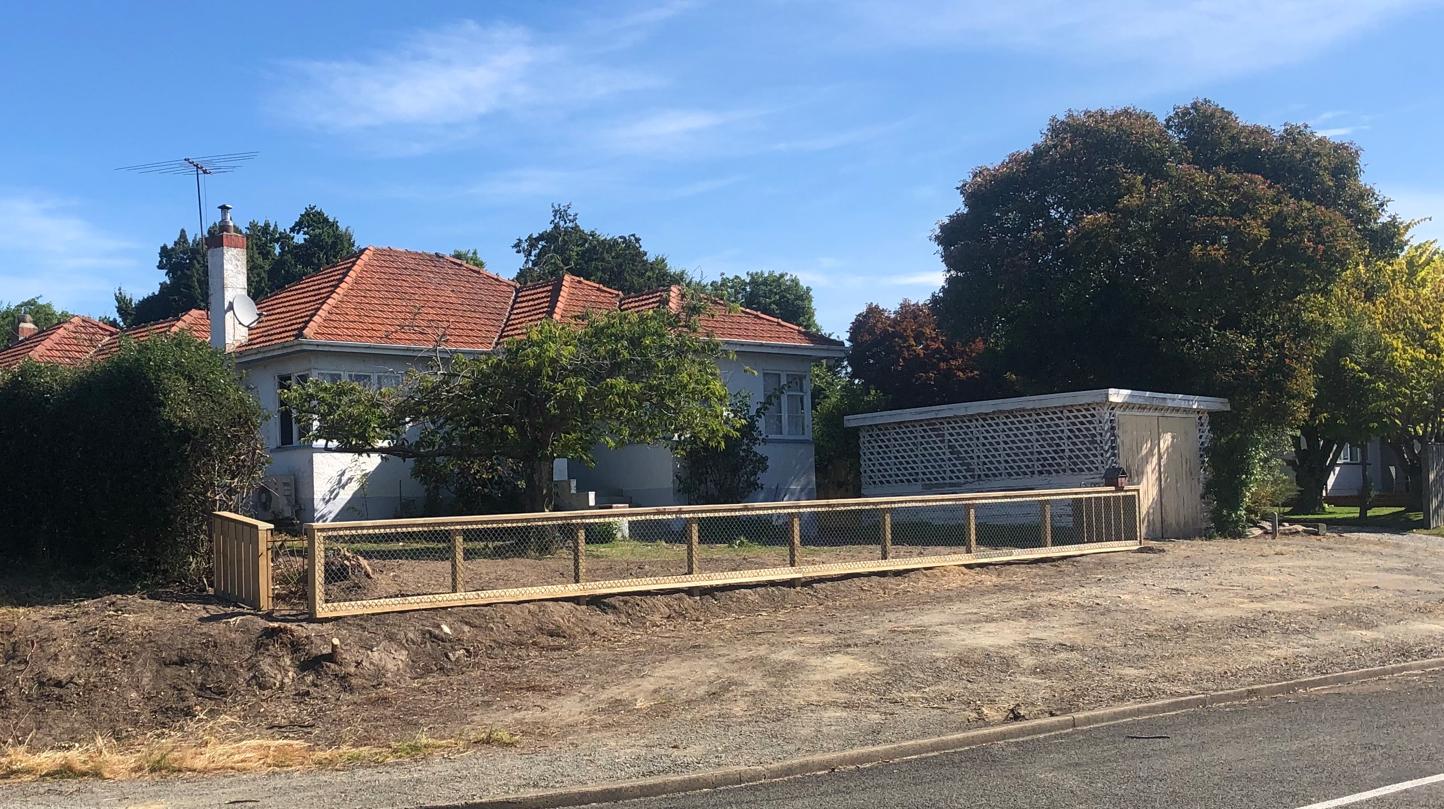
[115,152,259,234]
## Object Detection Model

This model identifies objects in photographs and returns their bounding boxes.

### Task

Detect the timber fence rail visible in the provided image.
[298,486,1142,619]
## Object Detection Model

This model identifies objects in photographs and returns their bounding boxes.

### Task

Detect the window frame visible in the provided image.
[762,370,809,440]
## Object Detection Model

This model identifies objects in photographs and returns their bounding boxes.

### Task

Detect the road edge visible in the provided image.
[424,656,1444,809]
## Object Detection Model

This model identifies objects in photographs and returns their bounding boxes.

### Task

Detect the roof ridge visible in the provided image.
[562,273,623,297]
[299,248,371,340]
[413,247,518,290]
[550,275,571,321]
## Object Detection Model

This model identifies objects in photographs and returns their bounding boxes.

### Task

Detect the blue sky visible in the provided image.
[1,0,1441,336]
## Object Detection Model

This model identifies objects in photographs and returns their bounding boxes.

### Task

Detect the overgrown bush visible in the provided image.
[0,336,266,584]
[676,390,769,505]
[1245,460,1300,523]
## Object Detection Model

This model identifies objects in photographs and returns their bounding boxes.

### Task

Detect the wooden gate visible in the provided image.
[212,512,273,610]
[1117,414,1204,539]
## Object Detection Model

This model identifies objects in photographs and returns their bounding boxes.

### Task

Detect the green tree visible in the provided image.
[116,206,357,326]
[1,297,71,343]
[514,203,685,293]
[811,363,888,498]
[705,271,821,331]
[848,300,1003,410]
[0,335,266,582]
[933,100,1404,534]
[284,307,734,513]
[451,249,488,269]
[266,205,356,294]
[676,390,770,504]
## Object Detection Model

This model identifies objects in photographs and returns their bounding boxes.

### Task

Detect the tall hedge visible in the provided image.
[0,335,266,583]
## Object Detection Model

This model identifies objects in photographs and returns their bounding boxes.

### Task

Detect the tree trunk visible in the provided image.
[1289,427,1336,515]
[522,458,555,513]
[1388,437,1424,512]
[1358,440,1373,522]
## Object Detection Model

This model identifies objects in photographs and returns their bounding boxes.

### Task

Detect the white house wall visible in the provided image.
[239,349,433,522]
[239,345,824,519]
[571,350,820,506]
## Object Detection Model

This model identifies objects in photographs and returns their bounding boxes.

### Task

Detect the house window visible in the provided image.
[377,373,402,390]
[1341,443,1362,464]
[763,371,807,438]
[276,373,308,447]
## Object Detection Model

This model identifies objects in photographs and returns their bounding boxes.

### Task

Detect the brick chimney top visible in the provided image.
[14,313,37,343]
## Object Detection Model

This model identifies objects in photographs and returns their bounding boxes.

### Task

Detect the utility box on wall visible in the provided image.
[844,389,1230,539]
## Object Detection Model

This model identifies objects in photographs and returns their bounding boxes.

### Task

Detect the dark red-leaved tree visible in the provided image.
[847,300,1006,410]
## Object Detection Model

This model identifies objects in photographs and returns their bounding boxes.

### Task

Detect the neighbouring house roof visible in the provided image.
[0,316,117,370]
[844,388,1232,428]
[89,309,210,361]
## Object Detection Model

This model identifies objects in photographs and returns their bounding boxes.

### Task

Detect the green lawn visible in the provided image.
[1285,504,1423,529]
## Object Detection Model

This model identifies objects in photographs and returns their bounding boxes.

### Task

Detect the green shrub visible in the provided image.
[584,521,622,544]
[0,336,266,583]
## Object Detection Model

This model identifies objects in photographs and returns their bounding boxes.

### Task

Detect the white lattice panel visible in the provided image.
[859,405,1111,494]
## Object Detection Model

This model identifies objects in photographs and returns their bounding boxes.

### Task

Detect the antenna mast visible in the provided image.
[116,151,259,234]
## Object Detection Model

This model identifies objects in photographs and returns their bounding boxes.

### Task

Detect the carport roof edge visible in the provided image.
[843,388,1231,428]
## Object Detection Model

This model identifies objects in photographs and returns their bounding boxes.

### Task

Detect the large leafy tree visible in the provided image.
[1351,242,1444,506]
[284,308,734,513]
[116,206,356,327]
[1,297,71,343]
[933,100,1405,534]
[705,271,821,331]
[514,203,685,293]
[848,300,1002,411]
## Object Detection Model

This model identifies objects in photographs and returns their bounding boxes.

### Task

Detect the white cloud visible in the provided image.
[844,0,1435,83]
[270,21,654,143]
[601,109,762,154]
[0,194,143,307]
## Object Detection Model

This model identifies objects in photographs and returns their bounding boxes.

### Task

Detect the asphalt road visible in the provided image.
[613,671,1444,809]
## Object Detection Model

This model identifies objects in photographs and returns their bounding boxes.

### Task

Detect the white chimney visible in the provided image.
[206,203,248,350]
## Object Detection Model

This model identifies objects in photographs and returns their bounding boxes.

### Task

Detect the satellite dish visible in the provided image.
[231,294,261,327]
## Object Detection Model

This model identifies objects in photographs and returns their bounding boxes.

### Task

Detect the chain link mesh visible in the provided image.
[300,490,1141,616]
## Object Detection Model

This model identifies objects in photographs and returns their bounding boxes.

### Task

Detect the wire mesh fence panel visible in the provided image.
[270,532,310,609]
[299,487,1145,617]
[582,515,690,581]
[800,507,887,564]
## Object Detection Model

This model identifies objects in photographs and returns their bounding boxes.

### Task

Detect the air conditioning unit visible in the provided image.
[254,475,298,523]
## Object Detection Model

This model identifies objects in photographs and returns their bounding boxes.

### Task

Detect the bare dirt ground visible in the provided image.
[5,532,1444,802]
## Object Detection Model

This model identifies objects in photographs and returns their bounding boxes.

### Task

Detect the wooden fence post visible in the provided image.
[881,508,892,560]
[573,524,586,584]
[451,528,465,593]
[966,505,977,554]
[789,513,801,567]
[687,518,699,575]
[256,524,273,611]
[1041,502,1052,548]
[306,524,323,619]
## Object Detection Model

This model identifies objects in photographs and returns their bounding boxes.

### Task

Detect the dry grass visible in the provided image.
[0,728,518,782]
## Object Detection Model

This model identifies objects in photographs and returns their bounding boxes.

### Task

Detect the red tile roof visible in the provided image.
[500,275,623,340]
[242,248,518,352]
[0,316,117,370]
[2,248,838,372]
[90,309,210,361]
[620,286,842,348]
